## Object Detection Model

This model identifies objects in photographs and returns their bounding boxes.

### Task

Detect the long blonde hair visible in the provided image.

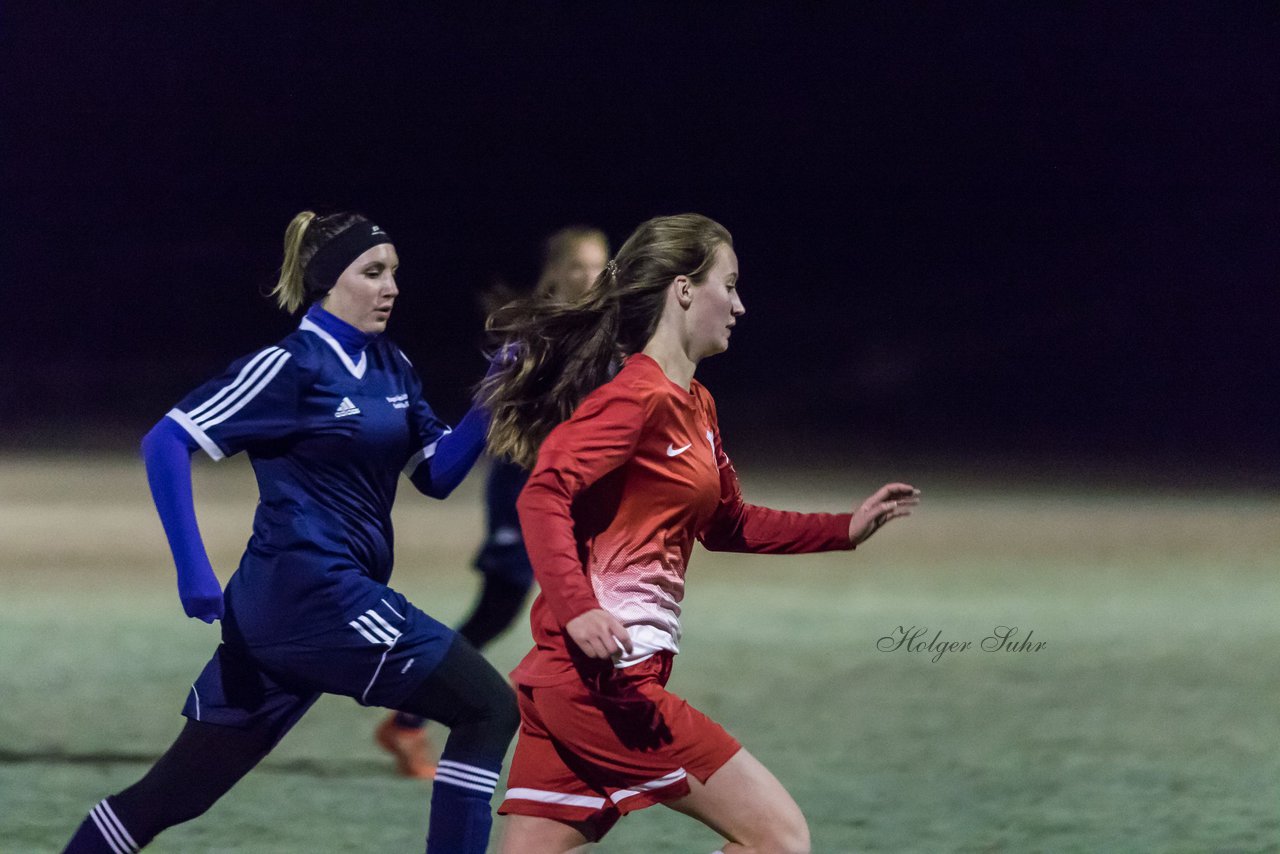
[479,214,732,467]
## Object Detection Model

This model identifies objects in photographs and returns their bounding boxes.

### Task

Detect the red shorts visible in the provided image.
[497,652,742,841]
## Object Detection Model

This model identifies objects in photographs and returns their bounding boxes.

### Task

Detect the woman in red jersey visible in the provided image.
[480,213,919,853]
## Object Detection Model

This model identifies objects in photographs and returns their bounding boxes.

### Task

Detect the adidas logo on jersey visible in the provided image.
[334,397,361,418]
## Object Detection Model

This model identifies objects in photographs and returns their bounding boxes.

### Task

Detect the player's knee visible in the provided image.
[489,682,520,746]
[774,823,811,854]
[462,673,518,756]
[754,804,810,854]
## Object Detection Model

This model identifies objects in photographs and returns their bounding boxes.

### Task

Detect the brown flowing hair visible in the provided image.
[478,213,732,468]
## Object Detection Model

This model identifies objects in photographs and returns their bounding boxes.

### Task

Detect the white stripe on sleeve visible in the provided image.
[185,347,281,420]
[195,350,291,429]
[165,408,225,461]
[403,432,446,476]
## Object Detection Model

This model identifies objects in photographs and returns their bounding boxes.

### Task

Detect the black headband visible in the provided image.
[304,219,393,300]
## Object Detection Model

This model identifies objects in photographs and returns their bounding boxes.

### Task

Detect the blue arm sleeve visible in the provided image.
[141,417,225,622]
[409,403,490,499]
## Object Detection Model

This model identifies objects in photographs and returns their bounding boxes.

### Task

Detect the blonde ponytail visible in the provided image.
[271,211,317,313]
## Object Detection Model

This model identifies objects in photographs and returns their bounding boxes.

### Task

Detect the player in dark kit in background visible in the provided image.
[377,226,610,778]
[61,211,518,854]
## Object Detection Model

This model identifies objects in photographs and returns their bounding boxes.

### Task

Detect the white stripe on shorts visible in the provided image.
[360,637,398,705]
[609,768,688,804]
[365,609,402,640]
[503,787,607,810]
[356,614,396,645]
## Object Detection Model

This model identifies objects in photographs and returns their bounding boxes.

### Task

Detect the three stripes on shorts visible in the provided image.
[349,607,402,646]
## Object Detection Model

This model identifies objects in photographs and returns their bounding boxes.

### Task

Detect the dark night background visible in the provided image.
[3,4,1277,480]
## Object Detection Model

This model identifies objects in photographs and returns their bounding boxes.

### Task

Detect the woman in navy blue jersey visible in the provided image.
[62,211,518,854]
[377,226,610,778]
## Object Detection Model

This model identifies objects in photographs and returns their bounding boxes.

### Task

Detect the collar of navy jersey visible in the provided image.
[300,304,378,379]
[304,303,377,356]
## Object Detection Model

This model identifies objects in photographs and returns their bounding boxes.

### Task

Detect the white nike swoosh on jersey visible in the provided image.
[666,443,693,457]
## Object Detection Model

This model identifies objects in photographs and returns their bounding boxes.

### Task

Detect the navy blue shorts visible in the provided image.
[183,591,455,733]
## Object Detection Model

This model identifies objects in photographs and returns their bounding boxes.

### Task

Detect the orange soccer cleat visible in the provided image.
[375,713,437,779]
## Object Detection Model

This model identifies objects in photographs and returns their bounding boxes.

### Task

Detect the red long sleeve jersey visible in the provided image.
[512,353,855,686]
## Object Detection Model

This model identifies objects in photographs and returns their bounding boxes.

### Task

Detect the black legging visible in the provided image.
[456,574,533,650]
[105,636,517,846]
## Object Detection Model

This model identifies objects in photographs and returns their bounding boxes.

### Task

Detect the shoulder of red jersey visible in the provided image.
[690,377,720,421]
[579,354,670,411]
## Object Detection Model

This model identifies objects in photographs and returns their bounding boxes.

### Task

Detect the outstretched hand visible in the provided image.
[565,609,634,660]
[849,483,920,546]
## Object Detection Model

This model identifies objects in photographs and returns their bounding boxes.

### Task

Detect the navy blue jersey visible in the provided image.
[167,316,449,644]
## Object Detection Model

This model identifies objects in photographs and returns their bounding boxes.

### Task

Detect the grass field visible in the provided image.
[1,453,1277,853]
